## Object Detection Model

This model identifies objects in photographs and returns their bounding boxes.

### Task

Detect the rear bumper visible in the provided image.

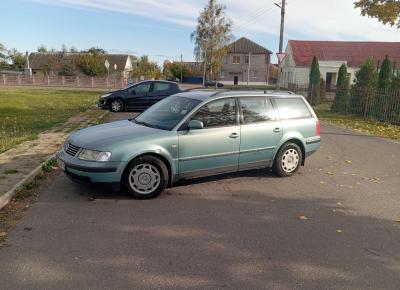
[305,136,321,157]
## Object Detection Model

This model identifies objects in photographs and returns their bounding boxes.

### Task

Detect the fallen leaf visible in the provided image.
[320,181,326,184]
[345,160,352,164]
[326,172,335,175]
[299,215,309,220]
[336,202,342,206]
[394,219,400,223]
[337,229,343,233]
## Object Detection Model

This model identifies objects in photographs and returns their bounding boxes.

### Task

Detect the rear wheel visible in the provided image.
[273,142,302,177]
[124,155,168,199]
[110,99,124,112]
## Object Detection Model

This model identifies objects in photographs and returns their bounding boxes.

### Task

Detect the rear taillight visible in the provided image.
[316,120,321,136]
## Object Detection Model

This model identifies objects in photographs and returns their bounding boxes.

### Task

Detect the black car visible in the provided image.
[98,80,182,112]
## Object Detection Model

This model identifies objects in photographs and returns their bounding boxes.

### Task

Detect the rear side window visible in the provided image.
[153,82,170,92]
[273,98,312,120]
[240,97,275,124]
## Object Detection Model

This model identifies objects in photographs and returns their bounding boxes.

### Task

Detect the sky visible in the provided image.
[0,0,398,64]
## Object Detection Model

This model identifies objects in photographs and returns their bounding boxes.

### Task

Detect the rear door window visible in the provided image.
[272,98,312,120]
[240,97,275,124]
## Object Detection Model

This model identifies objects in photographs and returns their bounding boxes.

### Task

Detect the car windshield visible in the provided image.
[134,96,202,130]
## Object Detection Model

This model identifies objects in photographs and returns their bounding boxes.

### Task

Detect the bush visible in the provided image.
[333,64,350,112]
[308,56,321,105]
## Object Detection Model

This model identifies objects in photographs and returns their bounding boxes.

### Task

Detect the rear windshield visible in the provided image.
[272,98,312,120]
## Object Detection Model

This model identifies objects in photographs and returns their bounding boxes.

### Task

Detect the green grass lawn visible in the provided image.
[314,102,400,141]
[0,88,102,153]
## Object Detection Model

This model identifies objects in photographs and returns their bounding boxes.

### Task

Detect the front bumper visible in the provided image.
[98,98,109,109]
[57,150,127,189]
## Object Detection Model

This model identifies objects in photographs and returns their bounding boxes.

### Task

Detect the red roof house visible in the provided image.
[281,40,400,88]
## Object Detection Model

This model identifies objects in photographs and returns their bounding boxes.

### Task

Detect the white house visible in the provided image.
[281,40,400,89]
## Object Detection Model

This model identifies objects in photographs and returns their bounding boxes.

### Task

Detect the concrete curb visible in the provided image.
[0,154,56,210]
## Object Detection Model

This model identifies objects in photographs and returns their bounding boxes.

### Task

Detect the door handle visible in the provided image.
[229,133,239,138]
[273,128,281,133]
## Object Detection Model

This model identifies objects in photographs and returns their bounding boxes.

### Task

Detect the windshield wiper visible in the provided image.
[132,119,165,130]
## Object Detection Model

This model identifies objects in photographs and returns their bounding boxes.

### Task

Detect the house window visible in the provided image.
[220,70,226,78]
[233,55,240,64]
[245,55,249,64]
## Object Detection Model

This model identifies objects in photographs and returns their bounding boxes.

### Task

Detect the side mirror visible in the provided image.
[130,90,136,95]
[188,120,204,130]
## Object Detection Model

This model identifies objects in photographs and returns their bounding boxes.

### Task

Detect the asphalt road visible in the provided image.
[1,112,400,290]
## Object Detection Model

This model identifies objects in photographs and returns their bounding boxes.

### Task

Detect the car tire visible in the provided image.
[124,155,169,199]
[273,142,303,177]
[110,99,124,112]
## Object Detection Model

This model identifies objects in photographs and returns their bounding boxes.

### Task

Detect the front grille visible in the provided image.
[65,142,81,157]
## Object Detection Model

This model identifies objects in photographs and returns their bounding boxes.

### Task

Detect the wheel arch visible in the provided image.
[121,152,173,188]
[274,138,306,166]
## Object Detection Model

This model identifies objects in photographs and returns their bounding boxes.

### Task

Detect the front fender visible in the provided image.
[122,145,178,177]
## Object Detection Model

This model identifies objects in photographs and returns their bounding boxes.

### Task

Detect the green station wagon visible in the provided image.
[57,90,321,199]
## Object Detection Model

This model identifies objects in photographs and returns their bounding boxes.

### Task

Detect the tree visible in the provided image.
[354,0,400,28]
[8,49,26,71]
[163,60,173,80]
[76,52,107,76]
[132,55,161,80]
[378,54,392,90]
[308,56,321,105]
[392,72,400,89]
[333,63,350,112]
[352,57,378,115]
[191,0,232,86]
[0,43,8,69]
[86,47,106,54]
[37,45,47,53]
[354,57,378,89]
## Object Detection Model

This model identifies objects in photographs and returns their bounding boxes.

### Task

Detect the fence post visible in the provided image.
[62,76,65,86]
[106,76,109,88]
[2,74,6,85]
[17,75,21,85]
[121,77,124,88]
[91,77,94,88]
[47,75,50,86]
[76,76,79,87]
[32,75,35,85]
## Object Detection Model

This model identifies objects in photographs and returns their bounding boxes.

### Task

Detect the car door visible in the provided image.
[178,98,240,179]
[147,82,171,106]
[238,96,283,171]
[126,82,152,110]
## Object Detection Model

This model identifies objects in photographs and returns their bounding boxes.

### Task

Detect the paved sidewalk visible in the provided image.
[0,109,109,208]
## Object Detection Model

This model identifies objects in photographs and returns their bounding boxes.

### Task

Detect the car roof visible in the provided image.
[175,89,300,101]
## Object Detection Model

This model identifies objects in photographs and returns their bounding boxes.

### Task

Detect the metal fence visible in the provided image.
[288,83,400,125]
[0,74,128,89]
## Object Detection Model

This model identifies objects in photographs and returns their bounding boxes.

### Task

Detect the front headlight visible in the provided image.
[100,93,112,99]
[78,149,112,162]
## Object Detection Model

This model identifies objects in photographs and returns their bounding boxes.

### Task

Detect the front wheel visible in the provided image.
[110,99,124,112]
[124,156,169,199]
[273,142,303,177]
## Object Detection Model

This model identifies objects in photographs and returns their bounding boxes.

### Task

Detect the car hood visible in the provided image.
[68,120,166,150]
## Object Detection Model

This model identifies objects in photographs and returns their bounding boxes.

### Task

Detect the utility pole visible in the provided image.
[180,53,183,83]
[276,0,286,89]
[247,53,251,85]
